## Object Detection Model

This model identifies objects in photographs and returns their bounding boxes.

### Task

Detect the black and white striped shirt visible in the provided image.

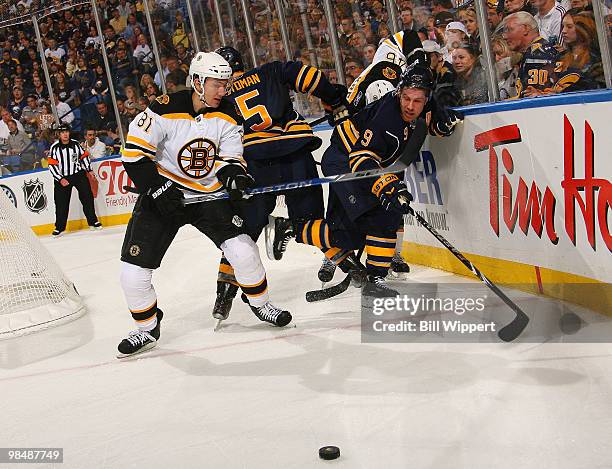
[48,138,92,181]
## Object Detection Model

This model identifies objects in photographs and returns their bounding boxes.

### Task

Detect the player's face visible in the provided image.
[561,15,577,44]
[399,88,427,122]
[203,77,229,108]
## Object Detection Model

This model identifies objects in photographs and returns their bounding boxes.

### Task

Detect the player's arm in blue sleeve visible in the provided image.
[344,122,388,173]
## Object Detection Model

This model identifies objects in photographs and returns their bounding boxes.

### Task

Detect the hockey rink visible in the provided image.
[1,224,611,469]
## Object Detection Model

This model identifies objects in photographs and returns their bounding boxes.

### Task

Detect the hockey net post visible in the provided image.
[0,191,86,339]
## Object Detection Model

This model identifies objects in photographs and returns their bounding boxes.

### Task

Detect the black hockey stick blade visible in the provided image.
[306,274,352,302]
[409,208,530,342]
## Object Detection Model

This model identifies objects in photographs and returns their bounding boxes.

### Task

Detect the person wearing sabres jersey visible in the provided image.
[209,46,349,324]
[116,52,292,358]
[294,66,459,297]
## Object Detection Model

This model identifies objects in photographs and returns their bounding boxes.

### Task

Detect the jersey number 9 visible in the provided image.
[235,90,273,131]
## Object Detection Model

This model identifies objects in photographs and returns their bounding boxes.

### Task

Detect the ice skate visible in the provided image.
[241,293,292,327]
[362,275,399,298]
[117,310,163,358]
[388,254,410,279]
[265,215,294,260]
[213,282,238,331]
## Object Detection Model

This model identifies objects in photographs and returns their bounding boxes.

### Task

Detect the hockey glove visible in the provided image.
[217,164,255,201]
[433,108,464,137]
[372,174,413,214]
[148,179,185,223]
[322,84,351,126]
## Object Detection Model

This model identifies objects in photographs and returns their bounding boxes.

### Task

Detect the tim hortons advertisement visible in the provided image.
[0,156,136,232]
[406,101,611,283]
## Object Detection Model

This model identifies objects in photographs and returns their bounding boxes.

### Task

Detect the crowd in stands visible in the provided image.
[0,0,609,175]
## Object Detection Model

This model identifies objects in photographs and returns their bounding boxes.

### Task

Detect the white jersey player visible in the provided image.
[116,52,292,358]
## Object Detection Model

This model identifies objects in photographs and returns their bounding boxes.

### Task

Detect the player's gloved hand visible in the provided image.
[371,173,413,214]
[434,107,464,137]
[323,84,351,126]
[148,179,185,223]
[217,164,255,201]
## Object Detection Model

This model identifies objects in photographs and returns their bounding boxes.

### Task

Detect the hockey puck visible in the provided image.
[319,446,340,460]
[559,312,582,335]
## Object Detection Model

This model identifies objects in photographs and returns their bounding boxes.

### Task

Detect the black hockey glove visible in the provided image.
[217,164,255,201]
[371,173,413,214]
[148,179,185,223]
[433,108,464,137]
[323,84,351,126]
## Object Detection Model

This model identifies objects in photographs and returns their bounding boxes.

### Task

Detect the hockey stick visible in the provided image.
[305,247,365,302]
[408,208,530,342]
[308,115,328,127]
[183,118,427,205]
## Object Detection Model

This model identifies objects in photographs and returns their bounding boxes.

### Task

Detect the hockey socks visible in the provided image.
[365,235,396,277]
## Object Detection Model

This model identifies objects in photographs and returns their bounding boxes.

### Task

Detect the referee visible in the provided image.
[48,124,102,236]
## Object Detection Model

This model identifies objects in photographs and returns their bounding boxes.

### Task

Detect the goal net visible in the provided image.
[0,190,85,338]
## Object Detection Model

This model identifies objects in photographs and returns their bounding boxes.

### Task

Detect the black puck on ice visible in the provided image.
[319,446,340,460]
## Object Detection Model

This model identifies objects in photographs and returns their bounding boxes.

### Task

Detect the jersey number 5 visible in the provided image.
[234,90,272,131]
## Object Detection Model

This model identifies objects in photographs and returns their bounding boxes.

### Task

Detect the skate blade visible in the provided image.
[264,215,276,261]
[213,318,224,331]
[116,341,157,359]
[387,270,408,280]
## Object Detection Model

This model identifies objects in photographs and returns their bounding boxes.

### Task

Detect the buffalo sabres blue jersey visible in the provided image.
[226,61,340,160]
[332,92,420,172]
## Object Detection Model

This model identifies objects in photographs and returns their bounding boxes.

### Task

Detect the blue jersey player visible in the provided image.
[210,46,349,324]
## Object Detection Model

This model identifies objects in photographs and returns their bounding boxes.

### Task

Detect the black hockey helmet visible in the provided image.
[397,64,435,96]
[214,46,245,74]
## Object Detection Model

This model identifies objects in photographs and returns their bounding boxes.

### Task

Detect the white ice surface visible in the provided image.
[1,225,611,469]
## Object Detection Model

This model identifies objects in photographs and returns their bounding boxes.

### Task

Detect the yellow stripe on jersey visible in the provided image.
[157,165,223,192]
[392,31,403,50]
[203,112,237,126]
[308,71,322,94]
[243,133,316,147]
[344,120,359,142]
[296,65,308,92]
[349,156,371,172]
[126,135,156,151]
[347,71,368,103]
[337,126,353,152]
[121,149,153,160]
[349,149,381,161]
[162,113,196,120]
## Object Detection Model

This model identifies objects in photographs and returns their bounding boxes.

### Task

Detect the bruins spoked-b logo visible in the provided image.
[22,179,47,213]
[177,138,217,178]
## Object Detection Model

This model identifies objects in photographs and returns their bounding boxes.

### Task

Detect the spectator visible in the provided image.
[82,127,107,160]
[399,7,421,31]
[124,14,144,42]
[488,0,505,31]
[452,44,488,105]
[86,101,118,145]
[133,33,155,74]
[533,0,567,43]
[559,10,605,89]
[54,72,77,107]
[54,94,75,126]
[112,47,138,92]
[434,11,455,44]
[44,38,65,64]
[21,94,41,134]
[503,11,578,97]
[165,69,188,94]
[459,8,480,47]
[9,86,27,120]
[443,21,469,63]
[116,98,130,133]
[37,102,55,132]
[110,9,128,36]
[344,57,365,86]
[0,49,19,76]
[433,0,454,15]
[339,17,356,47]
[171,12,191,49]
[363,44,377,65]
[505,0,534,14]
[31,75,48,100]
[72,57,95,99]
[6,119,35,171]
[0,108,26,139]
[492,36,521,99]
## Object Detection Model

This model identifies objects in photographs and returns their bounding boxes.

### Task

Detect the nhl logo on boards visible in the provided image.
[129,245,141,256]
[382,67,397,80]
[0,184,17,207]
[22,179,47,213]
[177,138,217,179]
[232,215,243,227]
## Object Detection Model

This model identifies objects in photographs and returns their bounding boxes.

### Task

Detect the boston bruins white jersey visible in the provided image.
[121,90,245,198]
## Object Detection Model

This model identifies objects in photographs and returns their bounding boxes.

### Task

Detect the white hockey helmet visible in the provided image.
[365,80,396,104]
[187,52,233,102]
